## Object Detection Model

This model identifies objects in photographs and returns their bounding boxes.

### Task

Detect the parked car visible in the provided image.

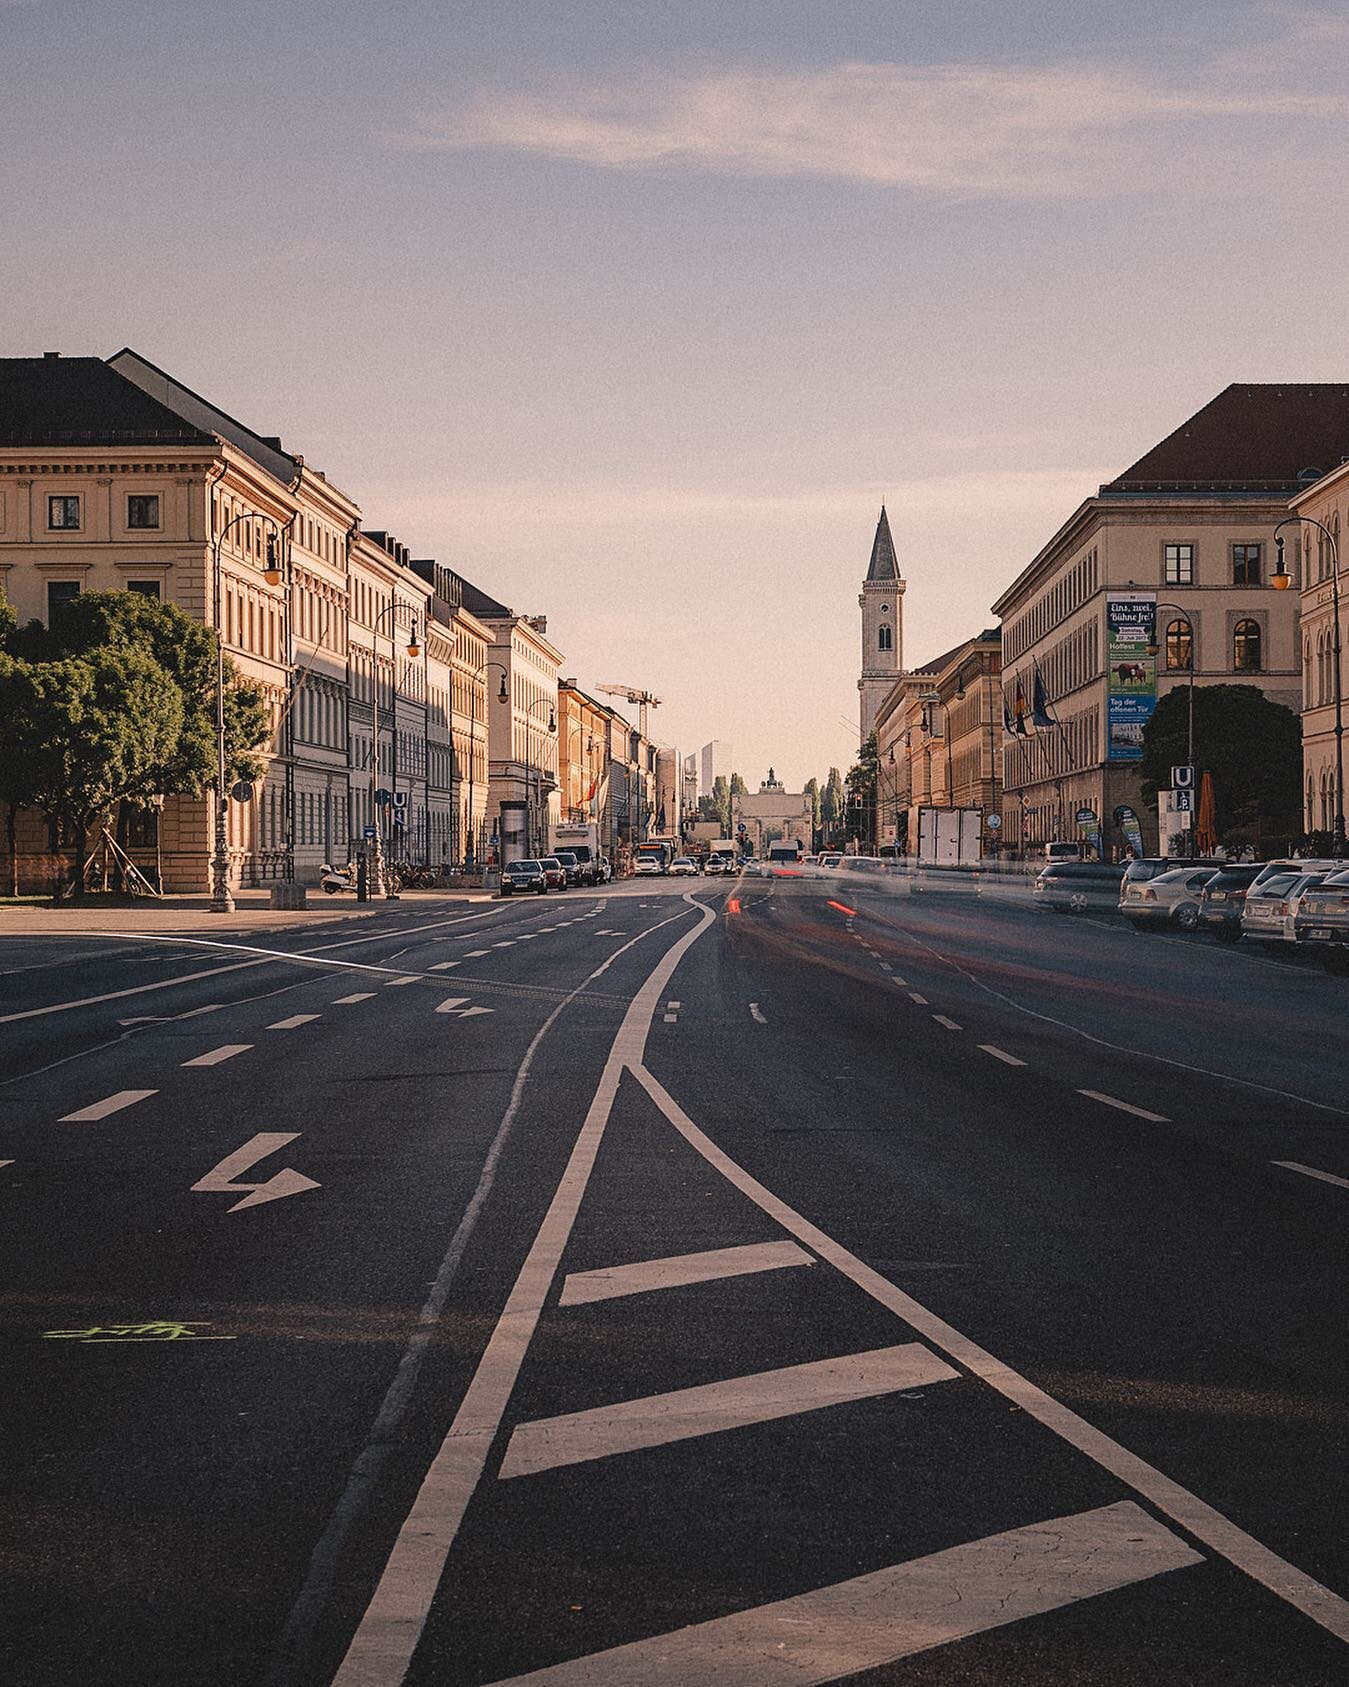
[1033,860,1126,913]
[1249,857,1341,890]
[668,857,698,876]
[500,859,547,896]
[551,849,585,887]
[1238,871,1307,943]
[1196,864,1264,941]
[1119,865,1218,931]
[1292,867,1349,971]
[539,856,568,891]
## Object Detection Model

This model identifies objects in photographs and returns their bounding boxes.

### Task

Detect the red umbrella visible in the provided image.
[1195,770,1218,855]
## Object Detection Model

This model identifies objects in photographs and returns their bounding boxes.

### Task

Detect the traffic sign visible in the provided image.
[392,812,405,829]
[374,788,392,807]
[363,824,377,840]
[230,779,254,803]
[1172,764,1195,791]
[1173,790,1193,813]
[392,791,408,809]
[986,814,1002,831]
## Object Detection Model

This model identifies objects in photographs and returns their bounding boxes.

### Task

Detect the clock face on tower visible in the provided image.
[881,605,889,613]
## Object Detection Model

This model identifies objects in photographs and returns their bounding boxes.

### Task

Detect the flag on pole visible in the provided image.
[1031,663,1056,730]
[1013,677,1031,737]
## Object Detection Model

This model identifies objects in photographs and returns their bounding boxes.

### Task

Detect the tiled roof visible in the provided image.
[1102,384,1349,496]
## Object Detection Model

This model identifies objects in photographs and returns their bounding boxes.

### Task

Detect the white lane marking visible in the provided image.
[907,991,928,1005]
[0,1160,12,1170]
[429,962,460,971]
[385,976,420,987]
[268,1014,320,1031]
[663,1012,678,1023]
[560,1240,812,1306]
[1273,1160,1349,1191]
[539,927,557,932]
[932,1015,962,1031]
[333,992,375,1005]
[466,949,491,958]
[499,1344,958,1480]
[631,1060,1349,1647]
[666,1000,681,1009]
[490,1500,1200,1685]
[880,961,893,971]
[1079,1089,1169,1122]
[0,958,268,1024]
[329,899,715,1686]
[749,1002,768,1024]
[979,1044,1027,1067]
[191,1131,320,1213]
[455,1006,494,1019]
[181,1044,253,1068]
[59,1089,158,1122]
[434,997,470,1014]
[492,942,516,949]
[516,934,537,941]
[889,975,909,986]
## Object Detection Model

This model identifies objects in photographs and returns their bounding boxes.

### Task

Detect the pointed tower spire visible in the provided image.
[865,504,900,583]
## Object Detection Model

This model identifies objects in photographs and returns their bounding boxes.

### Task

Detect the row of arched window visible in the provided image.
[1304,627,1343,707]
[1308,769,1341,831]
[1162,618,1262,672]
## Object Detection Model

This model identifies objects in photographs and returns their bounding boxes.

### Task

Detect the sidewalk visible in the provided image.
[0,888,496,937]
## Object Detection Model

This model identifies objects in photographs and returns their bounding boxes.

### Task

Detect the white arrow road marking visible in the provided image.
[560,1240,812,1307]
[182,1044,253,1068]
[191,1132,320,1213]
[0,1160,13,1170]
[60,1089,158,1122]
[498,1344,957,1480]
[483,1502,1201,1686]
[455,1006,494,1018]
[435,997,470,1014]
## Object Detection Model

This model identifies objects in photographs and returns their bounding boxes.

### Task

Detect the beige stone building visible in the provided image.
[1285,467,1349,842]
[558,681,613,838]
[992,385,1341,856]
[857,505,904,742]
[732,772,813,856]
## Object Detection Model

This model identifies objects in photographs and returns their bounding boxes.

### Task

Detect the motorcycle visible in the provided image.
[320,861,358,896]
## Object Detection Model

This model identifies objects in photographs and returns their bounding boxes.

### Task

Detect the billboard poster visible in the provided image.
[1106,592,1157,761]
[1114,803,1146,860]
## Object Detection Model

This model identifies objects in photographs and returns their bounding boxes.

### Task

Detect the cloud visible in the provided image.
[395,52,1344,199]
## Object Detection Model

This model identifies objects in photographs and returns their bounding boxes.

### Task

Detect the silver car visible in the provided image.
[1119,865,1218,932]
[1240,871,1307,943]
[1293,867,1349,971]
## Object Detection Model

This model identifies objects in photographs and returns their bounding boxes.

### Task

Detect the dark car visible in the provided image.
[501,859,547,896]
[1033,860,1126,913]
[1196,864,1264,941]
[552,849,585,887]
[539,855,568,891]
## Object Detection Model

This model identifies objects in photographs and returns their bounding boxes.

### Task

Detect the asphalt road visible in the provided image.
[1,873,1346,1685]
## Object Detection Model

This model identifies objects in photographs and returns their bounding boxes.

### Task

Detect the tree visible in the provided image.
[711,774,731,833]
[730,772,748,799]
[1139,685,1301,844]
[844,734,880,846]
[804,776,821,845]
[821,767,844,832]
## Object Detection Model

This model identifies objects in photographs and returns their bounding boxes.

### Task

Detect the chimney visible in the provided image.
[43,351,59,360]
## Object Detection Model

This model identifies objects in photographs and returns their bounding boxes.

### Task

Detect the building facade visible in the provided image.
[732,771,813,856]
[858,505,905,742]
[1286,467,1348,842]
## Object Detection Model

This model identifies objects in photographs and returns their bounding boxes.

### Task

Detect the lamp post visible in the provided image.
[465,660,508,869]
[368,598,422,899]
[210,509,286,914]
[1274,518,1344,858]
[523,697,557,855]
[1146,602,1197,859]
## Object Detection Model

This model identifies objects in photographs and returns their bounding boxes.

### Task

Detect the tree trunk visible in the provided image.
[5,804,16,898]
[70,817,87,901]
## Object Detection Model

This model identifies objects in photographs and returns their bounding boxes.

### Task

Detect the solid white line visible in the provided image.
[489,1500,1200,1685]
[435,998,470,1014]
[908,992,928,1005]
[932,1015,962,1031]
[385,976,420,987]
[630,1061,1349,1647]
[979,1044,1027,1067]
[268,1014,320,1031]
[181,1044,253,1068]
[0,957,268,1024]
[1272,1160,1349,1191]
[330,898,716,1686]
[1079,1089,1169,1122]
[60,1089,158,1122]
[749,1002,768,1024]
[560,1240,812,1306]
[499,1344,957,1480]
[332,993,375,1005]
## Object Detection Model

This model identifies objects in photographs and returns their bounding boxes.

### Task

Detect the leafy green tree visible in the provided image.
[1139,685,1301,843]
[711,774,731,833]
[844,734,879,846]
[804,776,821,847]
[821,767,844,833]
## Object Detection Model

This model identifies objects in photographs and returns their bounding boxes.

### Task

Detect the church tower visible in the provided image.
[858,504,904,741]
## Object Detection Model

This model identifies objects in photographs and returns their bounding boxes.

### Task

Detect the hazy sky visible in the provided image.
[6,1,1349,786]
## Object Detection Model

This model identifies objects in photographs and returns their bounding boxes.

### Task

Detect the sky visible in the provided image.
[5,0,1349,787]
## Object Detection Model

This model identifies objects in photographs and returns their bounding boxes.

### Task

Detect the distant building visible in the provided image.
[733,770,814,856]
[992,385,1338,856]
[1285,464,1349,840]
[858,505,905,741]
[698,739,734,800]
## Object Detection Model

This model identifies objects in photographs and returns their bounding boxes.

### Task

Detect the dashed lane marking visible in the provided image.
[1078,1089,1169,1123]
[979,1044,1027,1067]
[333,993,375,1005]
[1272,1160,1349,1191]
[466,950,491,958]
[907,992,928,1005]
[749,1002,768,1024]
[268,1014,321,1031]
[181,1044,253,1068]
[559,1240,812,1307]
[385,976,420,987]
[492,941,517,949]
[60,1089,158,1122]
[932,1015,962,1031]
[666,1000,681,1009]
[662,1013,677,1024]
[498,1344,958,1480]
[880,961,892,970]
[430,962,460,971]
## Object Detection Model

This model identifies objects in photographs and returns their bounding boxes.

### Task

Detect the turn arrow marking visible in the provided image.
[191,1132,320,1213]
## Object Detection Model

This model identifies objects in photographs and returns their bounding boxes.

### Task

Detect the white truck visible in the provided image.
[549,821,602,882]
[707,838,739,869]
[916,806,982,868]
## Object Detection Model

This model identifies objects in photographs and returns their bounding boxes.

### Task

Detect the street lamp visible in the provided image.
[368,598,423,898]
[1274,518,1344,858]
[564,725,597,820]
[1147,603,1197,859]
[465,661,508,868]
[523,697,557,855]
[210,510,286,914]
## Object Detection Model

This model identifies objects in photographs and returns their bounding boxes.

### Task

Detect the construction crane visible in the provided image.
[596,683,662,741]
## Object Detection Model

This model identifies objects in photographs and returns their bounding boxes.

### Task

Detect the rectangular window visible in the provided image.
[48,494,81,530]
[1164,543,1194,585]
[127,579,160,599]
[1232,543,1262,586]
[47,580,81,622]
[127,495,160,529]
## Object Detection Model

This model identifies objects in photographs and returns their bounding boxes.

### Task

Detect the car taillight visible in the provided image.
[1277,902,1289,916]
[1141,888,1156,900]
[1232,890,1246,900]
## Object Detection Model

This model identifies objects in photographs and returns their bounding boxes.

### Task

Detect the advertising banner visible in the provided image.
[1076,806,1103,860]
[1114,804,1146,860]
[1106,593,1157,762]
